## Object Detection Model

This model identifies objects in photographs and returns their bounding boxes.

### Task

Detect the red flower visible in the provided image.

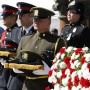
[87,63,90,72]
[59,47,65,54]
[80,57,86,65]
[45,86,50,90]
[54,68,57,72]
[61,68,67,79]
[48,70,53,77]
[69,68,75,74]
[64,56,71,65]
[57,79,60,83]
[80,77,90,88]
[74,76,79,86]
[75,48,82,55]
[68,78,73,89]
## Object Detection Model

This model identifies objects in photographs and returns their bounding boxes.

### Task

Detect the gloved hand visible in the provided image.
[0,58,6,65]
[32,61,50,75]
[41,49,54,60]
[13,68,24,74]
[41,49,54,66]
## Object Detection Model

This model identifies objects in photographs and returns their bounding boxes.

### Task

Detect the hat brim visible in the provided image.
[32,16,50,19]
[16,10,32,15]
[1,12,13,17]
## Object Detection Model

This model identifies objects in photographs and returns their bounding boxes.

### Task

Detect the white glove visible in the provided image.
[13,68,24,74]
[32,61,50,75]
[0,58,6,65]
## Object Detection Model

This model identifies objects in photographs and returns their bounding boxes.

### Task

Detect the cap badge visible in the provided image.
[68,1,75,6]
[3,7,6,10]
[23,53,28,59]
[73,27,77,33]
[18,5,22,12]
[66,33,72,41]
[34,10,38,16]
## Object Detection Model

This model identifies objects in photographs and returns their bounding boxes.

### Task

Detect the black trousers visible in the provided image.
[0,68,10,90]
[7,74,25,90]
[23,78,53,90]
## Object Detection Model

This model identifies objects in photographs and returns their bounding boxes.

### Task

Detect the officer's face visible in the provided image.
[67,9,80,23]
[3,15,15,27]
[33,18,51,33]
[19,13,33,28]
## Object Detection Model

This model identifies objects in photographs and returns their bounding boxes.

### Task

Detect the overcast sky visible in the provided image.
[0,0,55,12]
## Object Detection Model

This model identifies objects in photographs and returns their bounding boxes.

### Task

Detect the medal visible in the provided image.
[73,27,77,33]
[66,33,72,41]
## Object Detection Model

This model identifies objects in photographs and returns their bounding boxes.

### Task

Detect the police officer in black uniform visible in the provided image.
[0,4,20,90]
[61,1,90,48]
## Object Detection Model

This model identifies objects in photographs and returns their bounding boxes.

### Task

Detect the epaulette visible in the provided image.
[80,24,85,28]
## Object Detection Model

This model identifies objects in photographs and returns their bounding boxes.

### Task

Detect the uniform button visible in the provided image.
[43,34,45,37]
[38,37,41,40]
[36,46,38,49]
[7,32,9,34]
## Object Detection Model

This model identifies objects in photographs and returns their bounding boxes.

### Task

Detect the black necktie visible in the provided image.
[23,30,26,35]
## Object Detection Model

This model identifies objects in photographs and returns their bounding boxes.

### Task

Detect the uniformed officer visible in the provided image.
[61,1,90,48]
[0,4,20,90]
[14,7,66,90]
[16,2,36,37]
[6,2,36,90]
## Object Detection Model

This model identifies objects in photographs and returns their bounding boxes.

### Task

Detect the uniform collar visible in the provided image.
[23,25,33,34]
[70,22,80,26]
[36,31,50,38]
[7,23,18,32]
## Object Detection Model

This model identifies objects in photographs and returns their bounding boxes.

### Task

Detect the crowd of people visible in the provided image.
[0,1,89,90]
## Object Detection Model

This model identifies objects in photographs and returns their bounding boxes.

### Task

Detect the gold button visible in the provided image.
[43,34,45,37]
[38,37,41,40]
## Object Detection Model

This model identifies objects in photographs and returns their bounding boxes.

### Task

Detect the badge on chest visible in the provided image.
[66,27,77,41]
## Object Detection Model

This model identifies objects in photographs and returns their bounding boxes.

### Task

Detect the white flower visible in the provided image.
[82,47,89,52]
[53,58,57,63]
[61,86,68,90]
[82,69,90,79]
[71,63,75,69]
[81,87,90,90]
[54,83,60,90]
[55,53,61,59]
[59,62,67,69]
[66,46,73,53]
[61,53,65,60]
[77,70,82,79]
[62,77,69,86]
[81,63,87,71]
[56,71,62,78]
[74,60,79,66]
[84,53,90,62]
[71,71,77,82]
[71,86,78,90]
[65,69,70,76]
